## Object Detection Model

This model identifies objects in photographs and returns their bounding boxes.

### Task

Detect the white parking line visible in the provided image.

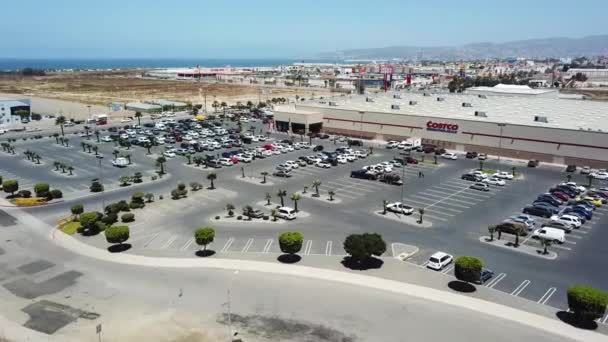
[485,273,506,288]
[571,230,588,235]
[422,214,448,222]
[160,235,177,249]
[399,200,456,216]
[325,241,333,256]
[303,240,312,255]
[420,261,430,267]
[552,244,572,251]
[441,265,454,274]
[511,280,531,296]
[241,238,254,253]
[143,232,161,248]
[563,240,577,245]
[603,313,608,324]
[221,237,235,252]
[567,234,583,239]
[263,239,273,253]
[537,287,557,305]
[180,238,195,251]
[411,195,466,211]
[439,183,468,190]
[415,193,473,208]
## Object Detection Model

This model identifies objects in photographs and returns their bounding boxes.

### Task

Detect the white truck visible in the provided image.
[111,157,129,168]
[398,137,421,151]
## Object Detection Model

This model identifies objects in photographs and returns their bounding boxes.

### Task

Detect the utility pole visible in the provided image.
[497,123,506,163]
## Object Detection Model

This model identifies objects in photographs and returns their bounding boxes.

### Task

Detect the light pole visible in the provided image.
[497,123,506,163]
[96,155,105,211]
[400,157,406,206]
[359,111,365,140]
[227,270,239,341]
[87,105,92,120]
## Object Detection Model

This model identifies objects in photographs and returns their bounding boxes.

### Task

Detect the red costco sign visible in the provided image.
[426,121,459,133]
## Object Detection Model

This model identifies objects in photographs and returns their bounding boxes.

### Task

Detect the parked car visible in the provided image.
[541,220,573,233]
[493,171,514,180]
[470,182,490,191]
[386,202,414,215]
[277,207,297,220]
[563,205,593,220]
[350,169,377,180]
[465,151,478,159]
[477,153,487,160]
[441,152,458,160]
[533,228,565,244]
[163,151,176,158]
[476,269,495,284]
[405,156,418,164]
[315,161,331,168]
[111,157,129,167]
[426,252,453,271]
[485,177,505,186]
[527,160,539,168]
[100,136,113,142]
[273,170,292,178]
[379,173,403,185]
[461,173,482,182]
[566,165,577,173]
[549,214,582,229]
[507,214,536,230]
[580,166,591,175]
[523,205,556,218]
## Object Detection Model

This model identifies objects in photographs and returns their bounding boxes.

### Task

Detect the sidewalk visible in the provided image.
[49,229,606,342]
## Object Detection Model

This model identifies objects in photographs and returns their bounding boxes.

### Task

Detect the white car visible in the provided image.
[236,154,252,163]
[441,152,458,160]
[218,158,233,166]
[336,156,347,164]
[493,171,514,180]
[120,117,133,123]
[485,177,506,186]
[100,136,113,142]
[284,145,295,152]
[386,141,399,149]
[345,154,357,162]
[299,142,310,149]
[549,214,582,229]
[163,151,176,158]
[533,227,565,244]
[560,182,586,192]
[592,171,608,180]
[580,166,591,175]
[284,160,299,169]
[386,202,414,215]
[255,135,266,142]
[239,117,250,122]
[427,252,454,271]
[79,132,91,138]
[137,137,150,144]
[354,150,367,158]
[315,161,331,168]
[472,170,488,179]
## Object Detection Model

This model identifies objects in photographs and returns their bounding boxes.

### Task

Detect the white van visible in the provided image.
[533,227,565,244]
[277,207,297,220]
[111,157,129,168]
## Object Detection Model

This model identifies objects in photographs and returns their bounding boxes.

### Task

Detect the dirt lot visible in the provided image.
[0,70,329,107]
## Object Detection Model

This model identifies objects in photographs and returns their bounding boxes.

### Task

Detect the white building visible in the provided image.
[0,98,31,127]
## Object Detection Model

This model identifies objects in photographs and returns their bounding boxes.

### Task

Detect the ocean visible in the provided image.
[0,58,339,71]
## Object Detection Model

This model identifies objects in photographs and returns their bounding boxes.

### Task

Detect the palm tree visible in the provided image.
[270,209,278,221]
[81,141,87,152]
[479,160,484,171]
[311,180,321,197]
[144,142,152,155]
[243,205,254,220]
[265,192,272,205]
[433,155,438,164]
[207,172,217,189]
[113,149,120,160]
[92,145,99,156]
[86,143,92,153]
[53,133,60,144]
[303,185,308,194]
[276,189,287,207]
[328,190,335,201]
[67,166,74,175]
[95,130,100,142]
[134,111,143,126]
[124,154,132,164]
[185,153,192,165]
[63,138,69,147]
[53,161,61,171]
[84,126,90,139]
[34,154,41,164]
[418,208,425,224]
[587,174,594,188]
[261,171,268,184]
[225,203,235,217]
[511,166,516,176]
[60,163,66,173]
[55,116,66,136]
[382,200,389,214]
[541,238,552,255]
[488,225,496,241]
[193,156,202,166]
[291,193,301,212]
[212,100,220,113]
[156,156,167,174]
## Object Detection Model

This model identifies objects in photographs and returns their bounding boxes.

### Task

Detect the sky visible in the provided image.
[2,0,608,59]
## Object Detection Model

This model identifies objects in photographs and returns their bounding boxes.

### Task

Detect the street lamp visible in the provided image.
[96,155,105,211]
[87,105,92,120]
[497,123,506,163]
[359,111,365,140]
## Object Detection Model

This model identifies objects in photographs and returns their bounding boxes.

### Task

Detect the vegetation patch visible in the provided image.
[61,221,81,235]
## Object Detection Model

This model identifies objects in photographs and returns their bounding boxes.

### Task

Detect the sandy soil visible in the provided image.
[0,70,330,120]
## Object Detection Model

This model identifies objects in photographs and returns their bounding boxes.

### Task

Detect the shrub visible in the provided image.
[50,189,63,199]
[151,175,158,181]
[121,213,135,223]
[105,203,121,215]
[237,215,242,220]
[343,233,387,262]
[95,221,108,232]
[117,200,130,212]
[131,192,145,203]
[101,213,118,225]
[129,201,145,209]
[454,256,483,284]
[215,215,220,220]
[17,190,32,198]
[71,204,84,216]
[171,189,180,199]
[2,180,19,195]
[194,226,215,250]
[90,181,104,192]
[263,215,269,221]
[33,183,50,197]
[105,225,130,245]
[279,232,304,255]
[79,212,102,233]
[177,183,186,191]
[567,285,608,322]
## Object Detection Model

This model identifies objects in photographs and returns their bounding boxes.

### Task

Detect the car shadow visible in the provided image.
[341,256,383,271]
[448,280,477,293]
[195,249,216,257]
[556,311,599,330]
[107,243,132,253]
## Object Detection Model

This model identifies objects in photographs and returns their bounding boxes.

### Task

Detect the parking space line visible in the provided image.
[143,232,162,248]
[160,235,177,249]
[439,183,467,190]
[338,179,378,189]
[422,214,448,222]
[411,195,465,211]
[485,273,506,288]
[399,201,456,216]
[325,241,333,256]
[603,313,608,324]
[563,240,577,245]
[262,239,273,253]
[416,193,474,207]
[221,237,235,252]
[571,230,588,235]
[552,244,572,251]
[441,265,454,274]
[511,280,531,296]
[303,240,313,255]
[420,261,430,267]
[447,192,489,201]
[324,184,364,195]
[180,238,195,251]
[537,287,557,305]
[241,238,254,253]
[567,234,582,239]
[130,232,160,243]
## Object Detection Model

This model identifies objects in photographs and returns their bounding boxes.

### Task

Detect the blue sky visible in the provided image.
[3,0,607,58]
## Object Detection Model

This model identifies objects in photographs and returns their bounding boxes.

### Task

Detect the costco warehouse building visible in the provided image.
[274,89,608,167]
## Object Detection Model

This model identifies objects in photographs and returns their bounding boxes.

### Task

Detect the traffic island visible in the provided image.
[373,210,432,228]
[479,236,557,260]
[210,212,286,224]
[390,243,419,260]
[234,175,275,186]
[304,192,343,204]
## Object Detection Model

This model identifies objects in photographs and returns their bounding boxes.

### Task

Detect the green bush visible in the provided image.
[237,215,242,220]
[71,204,84,216]
[105,203,121,215]
[454,256,483,284]
[79,212,102,233]
[171,189,180,199]
[117,200,130,212]
[343,233,387,262]
[90,181,104,192]
[567,285,608,322]
[263,216,269,220]
[121,213,135,223]
[33,183,50,197]
[2,180,19,195]
[279,231,304,255]
[50,189,63,199]
[177,183,186,191]
[95,221,108,232]
[194,226,215,250]
[101,213,118,225]
[17,190,31,198]
[131,192,145,203]
[129,201,145,209]
[105,225,130,245]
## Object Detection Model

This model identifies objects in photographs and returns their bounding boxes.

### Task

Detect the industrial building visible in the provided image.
[274,86,608,167]
[0,98,31,127]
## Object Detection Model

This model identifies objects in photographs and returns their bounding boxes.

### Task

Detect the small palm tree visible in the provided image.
[311,180,321,197]
[113,149,120,160]
[53,133,60,144]
[276,189,287,207]
[488,225,496,241]
[67,166,74,175]
[479,160,484,171]
[124,154,132,165]
[587,174,593,188]
[81,141,87,152]
[144,193,154,203]
[270,209,278,221]
[328,190,335,201]
[53,161,61,171]
[135,111,143,126]
[243,205,254,220]
[226,203,235,217]
[63,137,69,147]
[265,192,272,205]
[511,166,516,176]
[144,142,152,155]
[513,224,523,247]
[55,116,66,136]
[291,193,301,212]
[92,145,99,156]
[207,172,217,189]
[541,238,552,255]
[261,171,268,184]
[95,130,100,142]
[185,153,192,165]
[303,185,308,194]
[382,200,389,214]
[418,208,425,224]
[60,163,66,173]
[156,156,167,174]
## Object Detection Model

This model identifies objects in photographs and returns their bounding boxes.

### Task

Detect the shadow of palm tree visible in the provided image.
[556,311,599,330]
[195,250,216,257]
[448,280,476,293]
[107,243,132,253]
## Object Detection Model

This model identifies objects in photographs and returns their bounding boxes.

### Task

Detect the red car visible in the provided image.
[405,156,419,164]
[550,191,569,202]
[263,144,276,151]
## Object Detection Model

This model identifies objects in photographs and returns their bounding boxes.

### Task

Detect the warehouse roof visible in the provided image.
[466,84,557,96]
[147,99,188,107]
[125,102,161,110]
[298,91,608,132]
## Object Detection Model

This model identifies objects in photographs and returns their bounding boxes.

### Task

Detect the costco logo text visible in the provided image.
[426,121,459,133]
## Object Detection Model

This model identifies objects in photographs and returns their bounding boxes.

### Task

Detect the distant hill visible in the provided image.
[319,35,608,60]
